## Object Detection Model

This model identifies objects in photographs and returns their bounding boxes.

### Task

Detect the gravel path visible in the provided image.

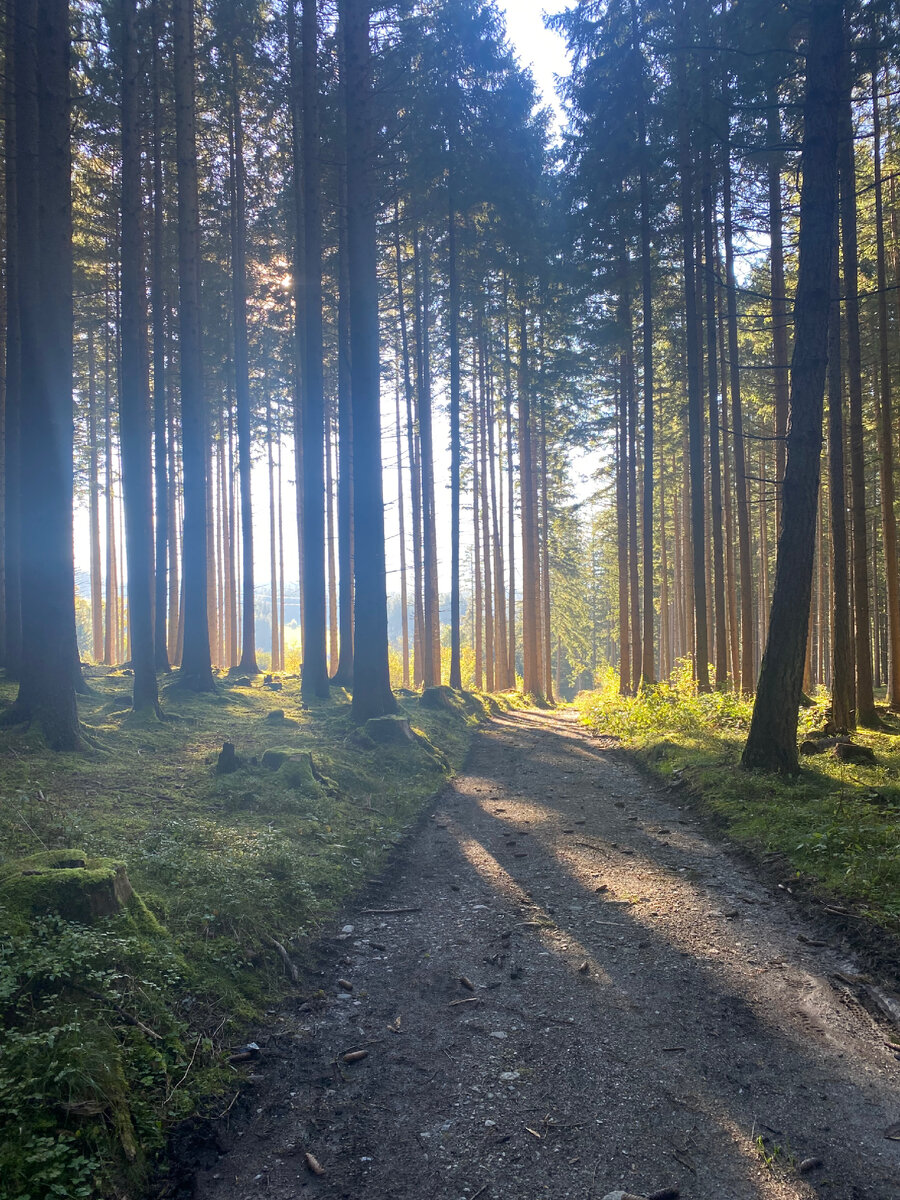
[195,709,900,1200]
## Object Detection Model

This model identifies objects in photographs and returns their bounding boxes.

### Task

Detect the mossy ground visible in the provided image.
[0,670,518,1199]
[575,666,900,942]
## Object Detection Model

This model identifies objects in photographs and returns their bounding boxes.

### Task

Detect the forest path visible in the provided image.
[195,709,900,1200]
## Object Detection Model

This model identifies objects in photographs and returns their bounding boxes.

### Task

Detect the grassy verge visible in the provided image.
[574,665,900,945]
[0,672,517,1199]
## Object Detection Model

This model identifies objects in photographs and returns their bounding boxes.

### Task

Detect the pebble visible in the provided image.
[600,1192,647,1200]
[489,1030,508,1039]
[799,1157,823,1173]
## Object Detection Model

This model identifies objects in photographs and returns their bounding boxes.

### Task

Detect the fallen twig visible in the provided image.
[263,935,299,983]
[73,985,160,1040]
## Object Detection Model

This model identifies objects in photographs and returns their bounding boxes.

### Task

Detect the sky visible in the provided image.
[496,0,574,128]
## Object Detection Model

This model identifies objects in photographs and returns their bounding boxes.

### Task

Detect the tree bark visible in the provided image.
[118,0,159,714]
[722,131,754,693]
[299,0,329,700]
[518,307,542,699]
[742,0,843,773]
[150,0,169,672]
[767,88,790,524]
[675,2,710,692]
[701,128,727,689]
[838,46,876,725]
[172,0,213,690]
[3,0,21,676]
[7,0,82,747]
[871,70,900,709]
[332,71,354,688]
[342,0,396,721]
[448,151,462,690]
[229,46,257,675]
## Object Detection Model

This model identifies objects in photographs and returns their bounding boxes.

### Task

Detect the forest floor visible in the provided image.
[0,672,499,1199]
[190,708,900,1200]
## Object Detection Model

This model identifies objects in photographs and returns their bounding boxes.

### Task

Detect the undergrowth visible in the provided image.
[0,672,520,1199]
[575,661,900,938]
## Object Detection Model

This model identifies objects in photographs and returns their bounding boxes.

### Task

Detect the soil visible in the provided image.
[192,709,900,1200]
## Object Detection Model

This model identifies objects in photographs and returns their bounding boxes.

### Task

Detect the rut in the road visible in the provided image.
[195,709,900,1200]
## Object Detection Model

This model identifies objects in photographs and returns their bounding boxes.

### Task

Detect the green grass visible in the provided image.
[0,670,516,1200]
[575,663,900,942]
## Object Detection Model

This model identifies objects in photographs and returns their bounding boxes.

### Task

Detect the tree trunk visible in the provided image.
[395,378,410,687]
[722,131,754,693]
[838,51,876,725]
[395,201,423,687]
[675,3,710,691]
[342,0,396,720]
[480,334,494,693]
[616,369,630,694]
[332,81,354,688]
[326,414,339,677]
[151,0,169,672]
[297,0,329,699]
[267,397,279,671]
[767,88,790,523]
[871,70,900,708]
[518,307,542,699]
[3,0,22,676]
[172,0,213,690]
[504,280,516,686]
[415,232,440,686]
[631,0,654,688]
[229,47,257,675]
[472,353,482,690]
[7,0,82,747]
[742,0,843,773]
[118,0,159,714]
[448,155,462,690]
[701,131,727,689]
[486,346,508,688]
[88,326,102,662]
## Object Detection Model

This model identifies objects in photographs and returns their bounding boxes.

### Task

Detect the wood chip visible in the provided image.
[304,1152,325,1175]
[449,997,479,1006]
[525,1126,542,1139]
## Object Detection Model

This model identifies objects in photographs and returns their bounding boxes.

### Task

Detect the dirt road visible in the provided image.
[195,709,900,1200]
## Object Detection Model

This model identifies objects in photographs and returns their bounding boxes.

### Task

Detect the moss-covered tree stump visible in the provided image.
[0,850,136,925]
[261,748,320,791]
[364,715,418,746]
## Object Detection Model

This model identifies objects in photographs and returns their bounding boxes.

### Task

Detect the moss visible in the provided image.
[0,849,135,930]
[0,672,497,1198]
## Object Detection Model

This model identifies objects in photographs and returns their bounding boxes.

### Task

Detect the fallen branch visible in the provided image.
[73,985,160,1040]
[263,935,299,983]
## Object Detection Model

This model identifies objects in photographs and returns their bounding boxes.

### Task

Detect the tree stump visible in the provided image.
[0,850,135,925]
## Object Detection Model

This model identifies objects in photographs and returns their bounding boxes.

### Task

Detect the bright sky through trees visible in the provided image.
[496,0,573,126]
